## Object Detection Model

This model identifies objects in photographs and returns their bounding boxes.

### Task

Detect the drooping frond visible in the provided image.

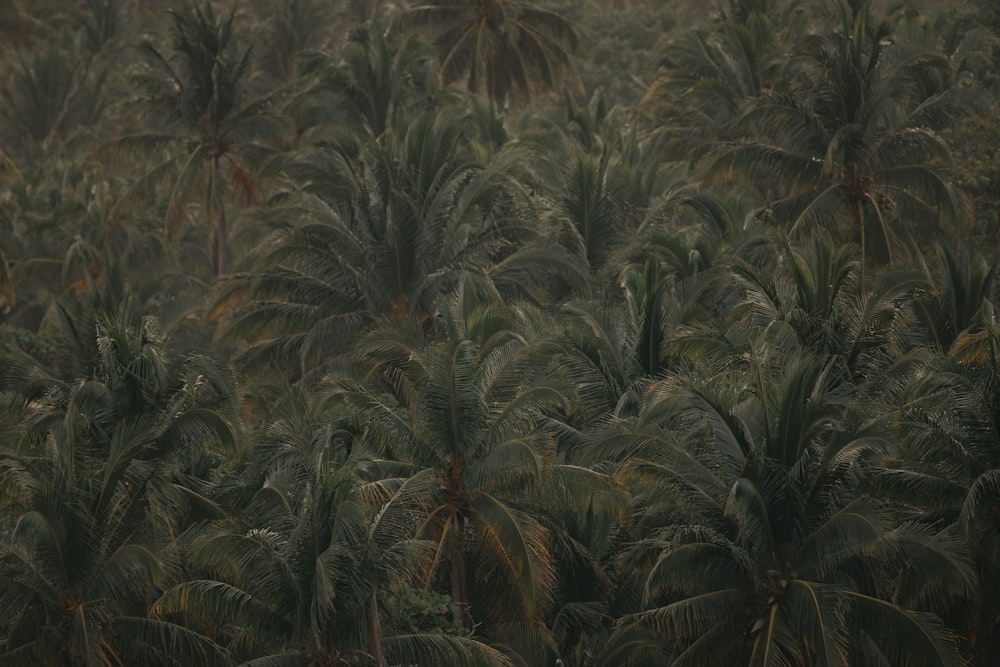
[383,632,516,666]
[845,592,964,667]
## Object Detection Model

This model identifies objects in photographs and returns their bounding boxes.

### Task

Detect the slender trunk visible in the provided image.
[215,200,227,277]
[209,156,227,278]
[854,195,865,288]
[369,589,386,667]
[974,555,1000,666]
[450,513,472,628]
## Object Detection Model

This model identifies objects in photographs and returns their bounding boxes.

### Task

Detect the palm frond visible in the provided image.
[783,580,848,667]
[473,491,554,617]
[383,632,516,667]
[845,592,963,667]
[634,588,746,638]
[115,616,234,667]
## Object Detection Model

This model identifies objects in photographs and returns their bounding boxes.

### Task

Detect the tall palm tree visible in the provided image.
[401,0,581,109]
[210,109,546,378]
[602,350,972,665]
[326,285,625,642]
[151,388,513,666]
[706,0,975,269]
[108,1,287,278]
[0,310,237,665]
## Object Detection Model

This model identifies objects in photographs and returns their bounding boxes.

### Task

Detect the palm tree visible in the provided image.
[718,235,924,383]
[151,387,514,666]
[291,20,441,138]
[638,3,796,161]
[210,108,548,378]
[0,36,112,156]
[0,0,128,159]
[335,290,559,630]
[0,310,237,665]
[401,0,581,110]
[0,151,218,357]
[524,135,656,279]
[706,0,976,269]
[108,1,287,278]
[325,285,625,643]
[910,244,997,355]
[870,326,1000,665]
[601,350,972,665]
[246,0,334,86]
[551,231,723,431]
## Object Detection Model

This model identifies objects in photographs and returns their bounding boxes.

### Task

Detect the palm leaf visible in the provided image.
[151,580,288,638]
[116,616,234,667]
[472,491,553,617]
[845,593,963,667]
[783,580,848,667]
[238,654,309,667]
[635,588,746,638]
[796,497,887,577]
[383,632,516,667]
[748,605,803,667]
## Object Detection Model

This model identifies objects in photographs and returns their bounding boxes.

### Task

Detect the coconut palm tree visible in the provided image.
[871,330,1000,665]
[0,36,112,156]
[291,19,441,138]
[109,1,287,278]
[706,0,976,269]
[551,226,725,432]
[151,385,514,666]
[910,244,997,355]
[638,3,796,161]
[718,235,924,383]
[0,309,237,665]
[246,0,334,87]
[527,138,654,279]
[210,108,549,378]
[601,350,973,665]
[401,0,581,109]
[324,285,626,643]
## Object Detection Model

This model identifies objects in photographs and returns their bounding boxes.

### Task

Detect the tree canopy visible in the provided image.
[3,1,1000,665]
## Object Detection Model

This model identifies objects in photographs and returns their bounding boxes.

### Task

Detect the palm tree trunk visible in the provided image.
[854,196,866,287]
[209,156,227,278]
[215,200,227,277]
[450,513,472,628]
[369,589,386,667]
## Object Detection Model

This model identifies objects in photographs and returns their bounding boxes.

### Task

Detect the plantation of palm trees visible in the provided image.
[3,0,1000,664]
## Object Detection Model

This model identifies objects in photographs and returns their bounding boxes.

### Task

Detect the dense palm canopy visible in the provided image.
[0,310,237,665]
[704,0,977,266]
[606,347,971,665]
[108,1,287,278]
[209,106,576,378]
[402,0,581,108]
[326,288,625,635]
[3,0,1000,665]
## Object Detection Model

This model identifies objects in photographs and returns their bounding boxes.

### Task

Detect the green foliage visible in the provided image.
[944,106,1000,254]
[0,323,59,377]
[570,5,677,108]
[2,1,999,665]
[402,0,582,108]
[384,584,465,635]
